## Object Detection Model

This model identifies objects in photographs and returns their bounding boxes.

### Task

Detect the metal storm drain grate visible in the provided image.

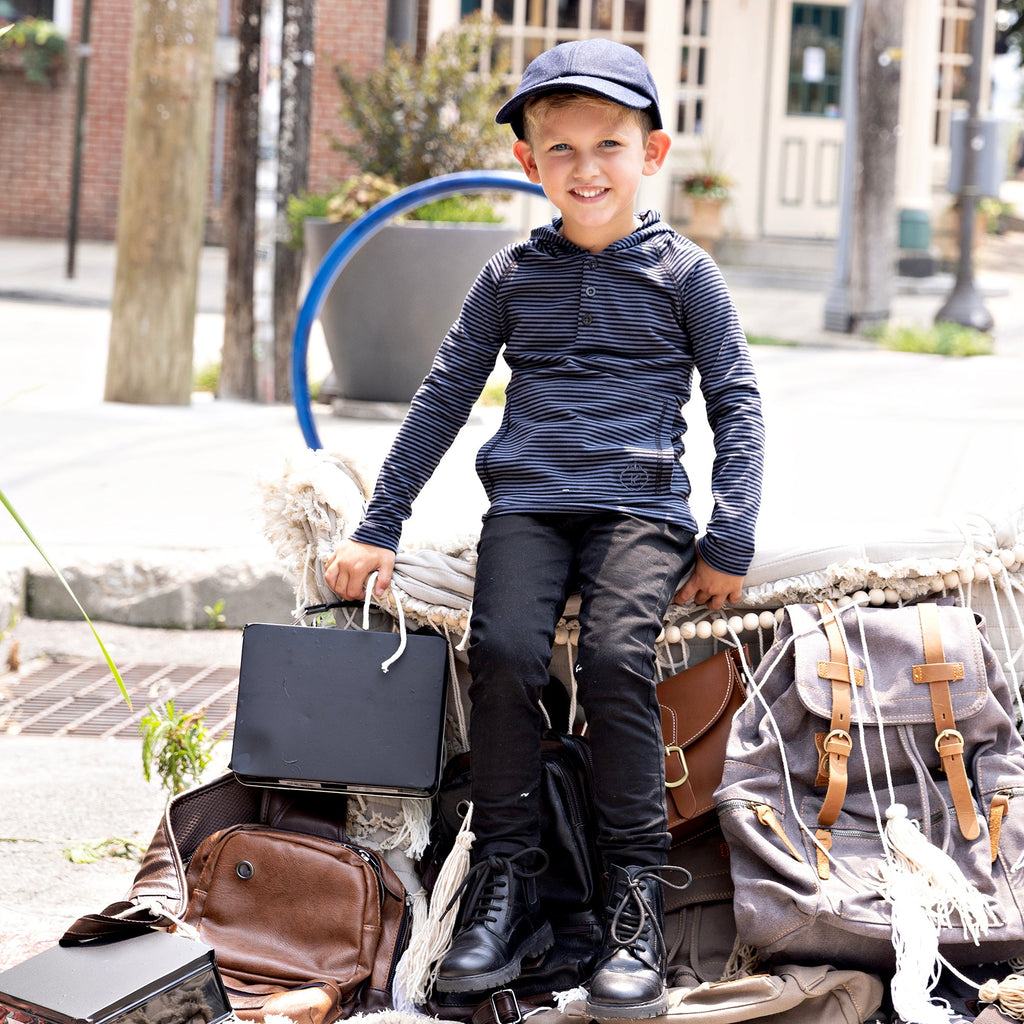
[0,660,239,740]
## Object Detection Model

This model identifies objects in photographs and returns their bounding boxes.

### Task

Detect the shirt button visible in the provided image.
[584,286,596,297]
[584,257,597,269]
[580,313,593,326]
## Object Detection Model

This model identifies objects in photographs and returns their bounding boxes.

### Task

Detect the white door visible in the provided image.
[762,1,847,238]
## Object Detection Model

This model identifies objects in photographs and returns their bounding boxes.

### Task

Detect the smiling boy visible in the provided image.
[325,38,764,1019]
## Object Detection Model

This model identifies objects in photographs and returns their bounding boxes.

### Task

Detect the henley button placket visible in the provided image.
[581,255,597,327]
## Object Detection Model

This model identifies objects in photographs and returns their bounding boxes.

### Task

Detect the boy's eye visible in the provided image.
[550,142,571,152]
[599,139,622,148]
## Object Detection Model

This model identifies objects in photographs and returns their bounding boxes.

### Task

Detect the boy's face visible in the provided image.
[513,98,670,253]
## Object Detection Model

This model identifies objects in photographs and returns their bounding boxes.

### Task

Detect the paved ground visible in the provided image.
[1,215,1024,973]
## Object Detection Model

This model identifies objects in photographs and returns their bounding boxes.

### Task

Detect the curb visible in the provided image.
[2,555,295,632]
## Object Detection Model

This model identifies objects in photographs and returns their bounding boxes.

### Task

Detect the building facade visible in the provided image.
[0,0,995,250]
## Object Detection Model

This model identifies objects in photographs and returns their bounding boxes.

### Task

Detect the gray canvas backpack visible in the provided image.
[715,601,1024,974]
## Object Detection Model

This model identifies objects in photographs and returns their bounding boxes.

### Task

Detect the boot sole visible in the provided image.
[584,992,669,1020]
[434,921,555,993]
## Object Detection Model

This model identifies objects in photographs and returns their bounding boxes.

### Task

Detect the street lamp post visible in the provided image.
[935,0,994,332]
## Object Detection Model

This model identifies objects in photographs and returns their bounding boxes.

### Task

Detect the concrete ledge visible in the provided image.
[21,556,295,630]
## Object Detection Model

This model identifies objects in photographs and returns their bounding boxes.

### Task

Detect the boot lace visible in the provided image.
[442,847,549,925]
[608,864,692,951]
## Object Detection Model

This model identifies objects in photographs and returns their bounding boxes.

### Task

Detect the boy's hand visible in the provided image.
[324,540,396,602]
[674,550,744,610]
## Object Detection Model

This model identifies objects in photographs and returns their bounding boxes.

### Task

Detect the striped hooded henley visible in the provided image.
[350,210,765,577]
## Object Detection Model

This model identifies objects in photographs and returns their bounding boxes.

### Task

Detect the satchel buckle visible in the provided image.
[665,744,689,788]
[489,989,522,1024]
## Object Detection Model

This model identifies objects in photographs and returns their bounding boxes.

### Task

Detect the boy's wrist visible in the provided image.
[696,534,752,579]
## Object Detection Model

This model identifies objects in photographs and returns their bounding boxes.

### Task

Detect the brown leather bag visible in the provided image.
[659,646,748,838]
[62,776,410,1024]
[181,822,408,1014]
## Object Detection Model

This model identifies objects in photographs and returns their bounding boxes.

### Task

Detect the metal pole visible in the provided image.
[935,0,994,331]
[65,0,93,279]
[823,0,863,333]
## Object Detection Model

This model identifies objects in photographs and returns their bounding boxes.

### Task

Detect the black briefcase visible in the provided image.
[0,930,231,1024]
[230,621,449,798]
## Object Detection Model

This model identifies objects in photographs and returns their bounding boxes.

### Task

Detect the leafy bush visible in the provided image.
[0,18,66,83]
[331,15,509,188]
[870,320,993,357]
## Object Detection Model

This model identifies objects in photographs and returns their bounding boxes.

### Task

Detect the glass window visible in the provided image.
[558,0,580,29]
[786,3,845,116]
[677,0,710,136]
[5,0,54,16]
[934,3,973,146]
[466,0,648,96]
[591,0,613,31]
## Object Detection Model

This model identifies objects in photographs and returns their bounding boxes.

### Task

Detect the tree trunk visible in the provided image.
[105,0,219,405]
[848,0,903,328]
[272,0,315,403]
[219,0,262,400]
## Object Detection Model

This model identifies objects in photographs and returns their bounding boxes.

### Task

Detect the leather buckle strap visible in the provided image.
[816,603,854,829]
[472,989,523,1024]
[914,603,980,841]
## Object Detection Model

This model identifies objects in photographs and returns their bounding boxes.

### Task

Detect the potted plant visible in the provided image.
[679,163,732,253]
[293,17,522,408]
[0,18,66,83]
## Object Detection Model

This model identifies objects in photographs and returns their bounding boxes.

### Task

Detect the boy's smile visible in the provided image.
[513,100,671,253]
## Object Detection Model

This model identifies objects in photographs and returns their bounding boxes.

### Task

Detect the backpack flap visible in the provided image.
[789,603,988,728]
[791,603,989,842]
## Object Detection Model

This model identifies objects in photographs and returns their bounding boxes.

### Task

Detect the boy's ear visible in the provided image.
[513,139,541,183]
[643,129,672,176]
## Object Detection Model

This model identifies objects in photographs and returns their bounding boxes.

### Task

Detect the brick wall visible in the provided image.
[0,0,389,241]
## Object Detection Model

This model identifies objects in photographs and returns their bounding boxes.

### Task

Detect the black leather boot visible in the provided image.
[585,863,690,1020]
[435,848,554,993]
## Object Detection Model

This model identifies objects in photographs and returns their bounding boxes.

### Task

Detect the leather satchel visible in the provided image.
[659,645,748,839]
[182,822,409,1012]
[62,775,410,1024]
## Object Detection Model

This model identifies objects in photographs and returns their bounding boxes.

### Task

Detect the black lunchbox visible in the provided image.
[0,930,230,1024]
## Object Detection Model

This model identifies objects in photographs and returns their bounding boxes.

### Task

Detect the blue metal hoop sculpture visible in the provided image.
[292,170,546,450]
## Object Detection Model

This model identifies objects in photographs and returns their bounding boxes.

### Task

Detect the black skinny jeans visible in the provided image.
[466,511,695,871]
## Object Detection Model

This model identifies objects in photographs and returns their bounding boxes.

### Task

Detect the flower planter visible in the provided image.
[304,218,521,406]
[684,196,725,254]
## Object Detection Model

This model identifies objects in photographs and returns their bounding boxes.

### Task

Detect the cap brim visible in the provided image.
[495,75,661,135]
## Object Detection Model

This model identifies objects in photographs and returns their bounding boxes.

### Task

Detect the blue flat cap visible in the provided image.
[496,38,662,139]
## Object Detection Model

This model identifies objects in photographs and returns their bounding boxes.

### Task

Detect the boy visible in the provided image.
[325,38,764,1019]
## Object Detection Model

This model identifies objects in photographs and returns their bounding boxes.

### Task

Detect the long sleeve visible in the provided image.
[680,257,765,575]
[349,259,508,552]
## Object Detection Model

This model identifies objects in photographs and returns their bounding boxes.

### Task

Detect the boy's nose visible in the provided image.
[573,154,599,180]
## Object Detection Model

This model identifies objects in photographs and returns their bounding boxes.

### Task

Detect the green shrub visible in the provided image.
[871,320,993,357]
[0,18,66,83]
[331,16,509,189]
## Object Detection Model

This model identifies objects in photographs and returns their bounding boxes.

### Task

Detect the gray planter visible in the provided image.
[304,219,521,405]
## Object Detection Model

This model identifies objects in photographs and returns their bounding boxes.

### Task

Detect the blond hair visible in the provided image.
[521,91,654,143]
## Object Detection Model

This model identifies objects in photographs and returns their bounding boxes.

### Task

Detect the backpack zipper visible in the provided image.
[719,799,804,862]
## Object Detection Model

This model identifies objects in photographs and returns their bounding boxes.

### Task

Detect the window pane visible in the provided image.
[524,36,546,62]
[558,0,579,28]
[591,0,612,30]
[623,0,646,32]
[787,3,845,116]
[461,0,483,16]
[494,0,515,22]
